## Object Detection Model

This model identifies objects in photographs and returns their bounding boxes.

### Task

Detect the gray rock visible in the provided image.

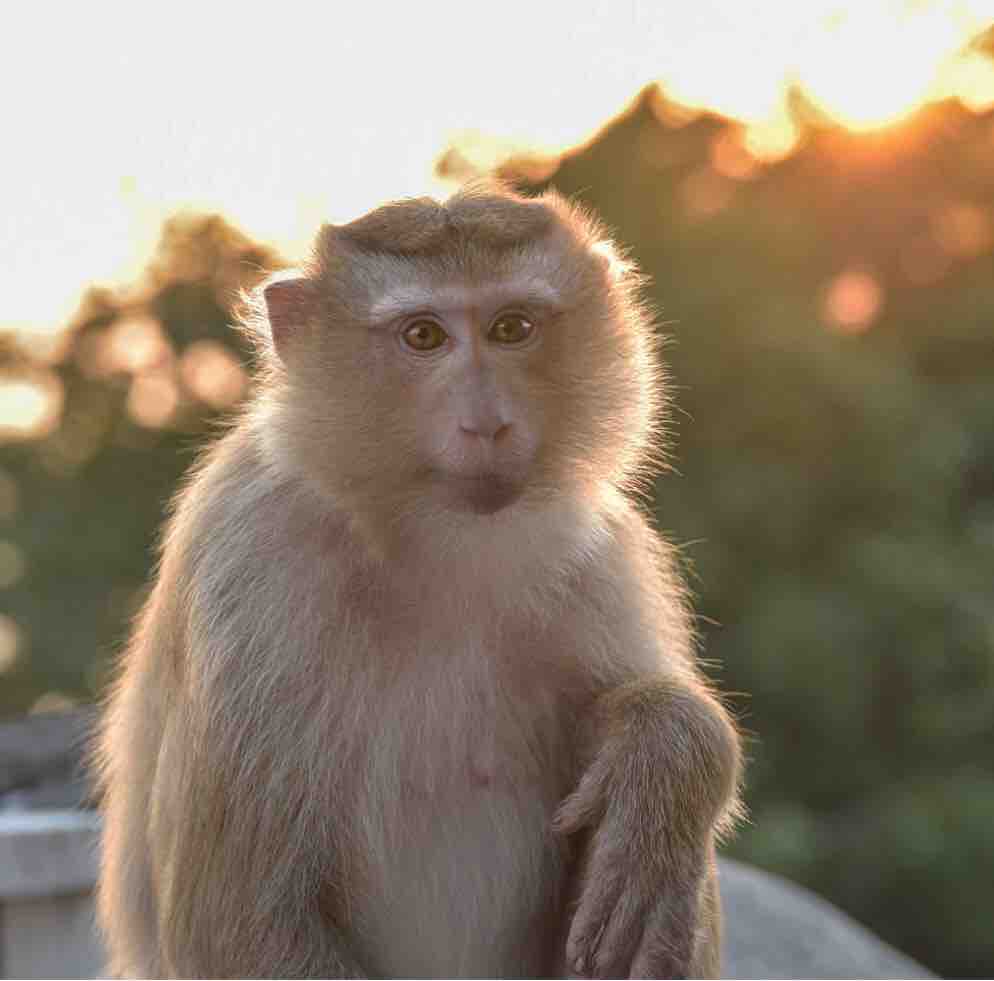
[0,709,95,811]
[0,713,937,979]
[720,858,935,979]
[0,810,101,900]
[0,810,105,980]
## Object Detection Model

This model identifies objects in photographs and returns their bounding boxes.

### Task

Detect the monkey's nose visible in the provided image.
[459,421,512,443]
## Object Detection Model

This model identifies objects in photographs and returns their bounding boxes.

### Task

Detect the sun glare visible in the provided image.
[1,1,993,354]
[797,4,965,130]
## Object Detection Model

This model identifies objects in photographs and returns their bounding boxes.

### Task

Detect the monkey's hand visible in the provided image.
[553,683,739,979]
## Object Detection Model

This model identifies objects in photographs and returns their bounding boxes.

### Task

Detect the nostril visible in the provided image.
[460,422,512,442]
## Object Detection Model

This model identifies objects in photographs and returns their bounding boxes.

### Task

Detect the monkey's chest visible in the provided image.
[343,657,572,977]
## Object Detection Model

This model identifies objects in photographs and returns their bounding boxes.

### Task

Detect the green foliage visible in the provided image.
[0,215,281,716]
[2,93,993,977]
[535,92,994,977]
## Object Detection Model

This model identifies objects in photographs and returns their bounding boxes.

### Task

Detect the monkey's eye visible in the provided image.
[401,319,448,352]
[488,314,534,346]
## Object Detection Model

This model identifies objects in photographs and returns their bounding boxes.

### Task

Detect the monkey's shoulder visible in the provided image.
[168,424,337,560]
[158,426,351,631]
[582,499,686,598]
[555,499,694,677]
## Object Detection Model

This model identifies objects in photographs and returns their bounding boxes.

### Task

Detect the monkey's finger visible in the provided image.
[565,860,624,977]
[628,890,696,980]
[582,880,652,979]
[552,759,611,835]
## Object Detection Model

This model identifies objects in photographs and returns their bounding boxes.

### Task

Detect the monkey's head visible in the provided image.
[252,184,663,535]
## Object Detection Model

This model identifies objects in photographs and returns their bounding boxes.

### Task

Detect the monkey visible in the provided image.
[94,182,742,979]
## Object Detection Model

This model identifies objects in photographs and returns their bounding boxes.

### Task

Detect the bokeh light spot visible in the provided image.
[0,372,64,442]
[0,614,21,673]
[710,130,760,180]
[932,202,992,258]
[29,691,77,715]
[127,369,179,429]
[179,341,248,410]
[680,170,736,221]
[637,119,694,171]
[98,316,173,377]
[0,541,26,589]
[822,269,884,332]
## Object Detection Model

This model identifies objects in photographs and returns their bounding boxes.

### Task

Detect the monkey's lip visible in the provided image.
[446,471,523,514]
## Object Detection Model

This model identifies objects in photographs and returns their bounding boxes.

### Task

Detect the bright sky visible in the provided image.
[3,0,994,335]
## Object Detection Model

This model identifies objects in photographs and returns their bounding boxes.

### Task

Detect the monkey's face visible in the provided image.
[260,189,662,528]
[369,278,559,515]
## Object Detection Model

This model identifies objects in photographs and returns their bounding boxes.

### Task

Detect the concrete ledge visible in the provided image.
[0,711,94,799]
[0,810,936,980]
[0,810,104,979]
[0,810,101,900]
[2,891,104,980]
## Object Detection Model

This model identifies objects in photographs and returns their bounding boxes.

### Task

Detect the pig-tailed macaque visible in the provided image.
[95,183,742,978]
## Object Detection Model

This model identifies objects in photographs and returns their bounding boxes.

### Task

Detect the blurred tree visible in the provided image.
[519,88,994,978]
[1,87,993,978]
[0,215,282,717]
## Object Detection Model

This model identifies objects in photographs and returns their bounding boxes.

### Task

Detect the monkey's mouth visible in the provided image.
[448,472,523,515]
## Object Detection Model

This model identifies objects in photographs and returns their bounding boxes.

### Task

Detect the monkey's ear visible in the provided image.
[263,277,317,358]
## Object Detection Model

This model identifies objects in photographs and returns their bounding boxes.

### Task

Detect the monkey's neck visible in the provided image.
[341,481,623,613]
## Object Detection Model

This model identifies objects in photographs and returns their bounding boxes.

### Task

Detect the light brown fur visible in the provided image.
[95,183,741,978]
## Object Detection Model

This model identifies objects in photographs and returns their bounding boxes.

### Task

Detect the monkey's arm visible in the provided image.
[96,581,178,979]
[554,513,741,979]
[146,652,368,978]
[555,680,739,979]
[100,500,369,976]
[142,667,369,979]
